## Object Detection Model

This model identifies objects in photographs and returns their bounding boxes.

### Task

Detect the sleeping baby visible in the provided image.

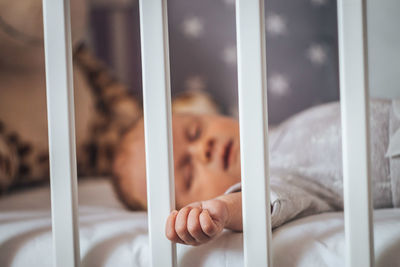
[112,98,400,246]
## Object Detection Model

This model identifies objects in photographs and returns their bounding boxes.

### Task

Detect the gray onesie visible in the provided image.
[226,99,400,228]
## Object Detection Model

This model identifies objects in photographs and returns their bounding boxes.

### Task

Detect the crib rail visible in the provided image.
[235,0,273,266]
[337,0,374,266]
[42,0,80,266]
[139,0,177,267]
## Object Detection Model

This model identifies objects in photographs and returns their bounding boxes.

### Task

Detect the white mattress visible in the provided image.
[1,179,400,267]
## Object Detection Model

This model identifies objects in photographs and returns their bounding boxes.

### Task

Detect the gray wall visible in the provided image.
[90,0,340,125]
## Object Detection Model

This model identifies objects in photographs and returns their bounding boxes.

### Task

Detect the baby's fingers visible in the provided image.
[199,209,221,237]
[175,207,196,244]
[187,208,209,243]
[166,210,184,243]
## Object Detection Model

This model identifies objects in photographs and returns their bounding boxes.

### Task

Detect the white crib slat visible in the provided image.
[337,0,374,266]
[42,0,80,266]
[236,0,273,266]
[139,1,177,267]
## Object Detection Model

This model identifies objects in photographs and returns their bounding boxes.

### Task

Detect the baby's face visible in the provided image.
[114,113,241,209]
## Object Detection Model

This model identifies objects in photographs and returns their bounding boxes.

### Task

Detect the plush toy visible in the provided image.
[0,0,142,192]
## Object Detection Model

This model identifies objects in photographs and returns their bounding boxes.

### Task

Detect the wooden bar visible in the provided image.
[235,0,273,266]
[138,0,177,266]
[42,0,80,266]
[337,0,374,266]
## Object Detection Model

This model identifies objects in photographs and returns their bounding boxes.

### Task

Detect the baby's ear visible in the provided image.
[172,90,220,115]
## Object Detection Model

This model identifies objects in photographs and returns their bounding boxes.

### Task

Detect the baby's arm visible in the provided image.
[166,180,338,246]
[165,192,243,246]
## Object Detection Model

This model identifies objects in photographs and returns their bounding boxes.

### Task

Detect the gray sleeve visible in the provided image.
[269,179,335,228]
[224,178,336,229]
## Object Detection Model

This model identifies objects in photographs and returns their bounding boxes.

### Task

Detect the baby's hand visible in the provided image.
[165,198,229,246]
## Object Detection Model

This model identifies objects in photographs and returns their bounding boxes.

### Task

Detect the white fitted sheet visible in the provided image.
[0,178,399,267]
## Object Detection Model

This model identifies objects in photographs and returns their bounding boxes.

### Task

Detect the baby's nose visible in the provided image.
[189,138,215,164]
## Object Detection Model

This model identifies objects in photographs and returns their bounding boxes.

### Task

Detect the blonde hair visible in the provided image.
[111,121,147,211]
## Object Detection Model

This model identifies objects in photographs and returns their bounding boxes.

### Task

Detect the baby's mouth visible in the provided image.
[223,139,234,171]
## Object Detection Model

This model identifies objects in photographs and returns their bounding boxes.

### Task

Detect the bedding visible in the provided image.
[0,178,400,267]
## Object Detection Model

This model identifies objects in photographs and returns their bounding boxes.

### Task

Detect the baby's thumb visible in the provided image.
[199,210,222,237]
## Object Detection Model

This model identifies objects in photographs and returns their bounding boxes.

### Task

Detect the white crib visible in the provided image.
[41,0,373,266]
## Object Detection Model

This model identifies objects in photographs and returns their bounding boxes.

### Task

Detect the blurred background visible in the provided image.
[89,0,340,125]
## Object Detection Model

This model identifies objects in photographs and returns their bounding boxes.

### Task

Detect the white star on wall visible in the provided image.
[311,0,329,6]
[185,75,207,91]
[182,16,205,39]
[222,45,237,66]
[307,44,327,65]
[269,73,290,96]
[266,13,287,36]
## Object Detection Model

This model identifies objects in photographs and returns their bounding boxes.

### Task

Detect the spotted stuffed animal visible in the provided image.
[0,42,222,194]
[0,43,142,193]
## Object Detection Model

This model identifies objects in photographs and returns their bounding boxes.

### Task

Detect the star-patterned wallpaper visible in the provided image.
[90,0,339,125]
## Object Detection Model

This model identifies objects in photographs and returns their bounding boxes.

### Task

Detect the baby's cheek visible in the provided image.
[175,192,197,209]
[184,168,237,204]
[200,176,230,200]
